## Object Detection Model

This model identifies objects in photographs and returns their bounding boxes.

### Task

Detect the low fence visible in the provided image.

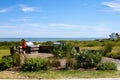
[10,46,80,54]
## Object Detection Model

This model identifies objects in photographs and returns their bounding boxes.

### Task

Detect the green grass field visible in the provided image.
[18,70,120,79]
[0,70,120,79]
[0,49,10,59]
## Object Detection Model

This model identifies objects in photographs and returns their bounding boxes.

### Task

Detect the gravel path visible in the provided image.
[26,52,53,58]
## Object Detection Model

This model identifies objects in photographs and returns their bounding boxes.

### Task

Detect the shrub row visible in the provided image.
[0,55,117,71]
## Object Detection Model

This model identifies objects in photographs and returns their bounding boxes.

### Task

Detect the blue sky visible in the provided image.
[0,0,120,38]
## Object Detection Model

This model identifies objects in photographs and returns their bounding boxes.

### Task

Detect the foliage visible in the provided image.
[106,51,120,59]
[76,51,102,69]
[0,41,21,49]
[102,42,114,56]
[50,59,60,67]
[65,58,76,70]
[12,53,21,66]
[106,52,115,58]
[1,38,120,49]
[0,49,10,59]
[51,42,77,58]
[41,41,53,46]
[96,62,117,70]
[0,55,16,71]
[62,43,75,57]
[22,58,49,71]
[51,46,64,58]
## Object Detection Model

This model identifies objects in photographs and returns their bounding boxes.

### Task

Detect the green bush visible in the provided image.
[106,52,120,59]
[51,43,76,58]
[50,59,60,67]
[22,58,49,71]
[106,52,115,58]
[0,41,21,49]
[0,55,16,71]
[103,42,114,56]
[65,58,76,70]
[76,51,102,69]
[62,43,75,57]
[97,62,117,70]
[12,53,21,66]
[51,46,64,58]
[41,41,53,46]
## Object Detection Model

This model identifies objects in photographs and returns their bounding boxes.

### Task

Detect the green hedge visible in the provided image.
[76,51,102,69]
[96,62,117,70]
[22,58,49,71]
[0,55,16,71]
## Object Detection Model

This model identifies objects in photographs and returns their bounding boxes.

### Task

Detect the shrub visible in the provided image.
[12,53,21,66]
[106,52,115,58]
[51,43,76,58]
[0,55,16,71]
[97,62,117,70]
[106,52,120,59]
[50,59,60,67]
[103,42,114,56]
[62,43,74,57]
[71,47,77,57]
[22,58,49,71]
[41,41,53,46]
[86,42,97,47]
[51,46,64,58]
[65,58,76,70]
[76,51,102,69]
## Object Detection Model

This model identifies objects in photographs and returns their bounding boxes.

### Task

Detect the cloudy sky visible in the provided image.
[0,0,120,38]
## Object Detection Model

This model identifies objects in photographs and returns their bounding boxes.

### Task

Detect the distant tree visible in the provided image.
[116,33,119,38]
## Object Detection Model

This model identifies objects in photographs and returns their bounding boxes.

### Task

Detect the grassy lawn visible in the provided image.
[18,70,120,79]
[0,49,10,59]
[0,70,120,79]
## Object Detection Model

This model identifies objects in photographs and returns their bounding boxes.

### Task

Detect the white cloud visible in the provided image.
[102,0,120,12]
[10,17,32,22]
[19,4,40,12]
[0,8,10,13]
[0,23,113,38]
[49,23,76,27]
[0,5,41,13]
[0,25,16,28]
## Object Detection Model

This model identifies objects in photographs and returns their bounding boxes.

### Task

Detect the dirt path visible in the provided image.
[26,52,53,58]
[0,71,27,79]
